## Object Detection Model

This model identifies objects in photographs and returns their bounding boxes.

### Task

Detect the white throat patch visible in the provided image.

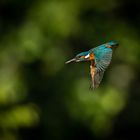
[85,54,90,59]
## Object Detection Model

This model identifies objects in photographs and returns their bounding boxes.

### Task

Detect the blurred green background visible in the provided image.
[0,0,140,140]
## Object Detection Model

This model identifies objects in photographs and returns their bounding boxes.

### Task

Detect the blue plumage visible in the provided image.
[90,44,112,72]
[65,41,118,89]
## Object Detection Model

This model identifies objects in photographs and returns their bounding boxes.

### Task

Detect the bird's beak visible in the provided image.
[65,58,76,64]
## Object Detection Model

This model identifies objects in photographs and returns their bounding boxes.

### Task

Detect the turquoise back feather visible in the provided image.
[90,44,113,72]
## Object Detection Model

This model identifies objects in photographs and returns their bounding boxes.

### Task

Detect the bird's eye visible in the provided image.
[77,56,81,58]
[79,56,84,58]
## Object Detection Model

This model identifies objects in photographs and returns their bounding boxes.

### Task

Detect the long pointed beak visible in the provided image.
[65,58,76,64]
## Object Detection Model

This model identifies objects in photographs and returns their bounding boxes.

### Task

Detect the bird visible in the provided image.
[65,41,119,89]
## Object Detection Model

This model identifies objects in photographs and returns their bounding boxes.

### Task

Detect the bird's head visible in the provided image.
[65,51,94,64]
[105,41,119,48]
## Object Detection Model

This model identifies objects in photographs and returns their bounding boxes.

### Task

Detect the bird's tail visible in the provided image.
[90,70,104,89]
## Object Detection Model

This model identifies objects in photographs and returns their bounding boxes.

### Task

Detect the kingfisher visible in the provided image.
[65,41,119,89]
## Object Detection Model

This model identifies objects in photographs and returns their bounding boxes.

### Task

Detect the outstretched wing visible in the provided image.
[94,48,112,72]
[90,47,113,89]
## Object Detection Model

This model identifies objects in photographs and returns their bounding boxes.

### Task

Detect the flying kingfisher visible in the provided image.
[65,41,119,89]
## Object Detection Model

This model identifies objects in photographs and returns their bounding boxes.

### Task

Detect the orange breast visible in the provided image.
[89,53,94,60]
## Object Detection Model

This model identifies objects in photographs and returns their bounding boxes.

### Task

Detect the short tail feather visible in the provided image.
[90,70,104,89]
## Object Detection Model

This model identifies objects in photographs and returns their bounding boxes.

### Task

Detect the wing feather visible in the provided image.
[90,46,113,71]
[95,51,112,72]
[90,47,113,89]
